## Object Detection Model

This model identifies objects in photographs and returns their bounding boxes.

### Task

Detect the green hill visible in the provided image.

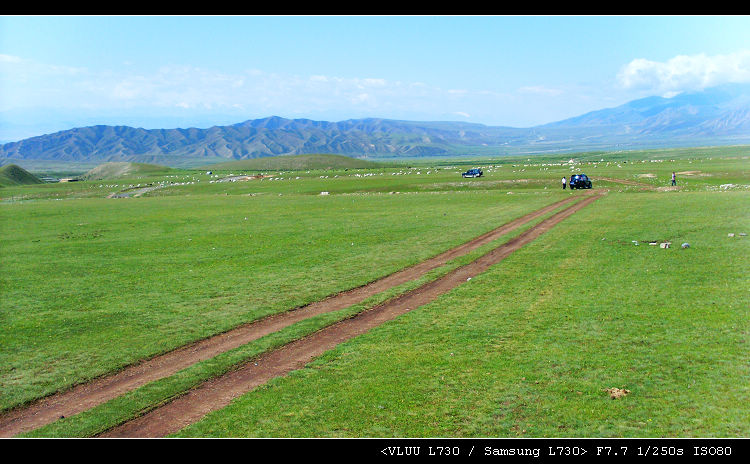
[201,154,389,171]
[81,162,173,180]
[0,164,44,187]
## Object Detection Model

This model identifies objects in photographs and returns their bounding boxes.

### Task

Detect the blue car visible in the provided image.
[462,168,483,178]
[569,173,592,189]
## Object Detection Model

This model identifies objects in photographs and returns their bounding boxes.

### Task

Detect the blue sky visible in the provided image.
[2,15,750,141]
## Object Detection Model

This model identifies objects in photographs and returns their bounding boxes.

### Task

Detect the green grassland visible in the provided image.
[174,189,749,438]
[0,164,43,188]
[1,149,748,437]
[0,172,564,412]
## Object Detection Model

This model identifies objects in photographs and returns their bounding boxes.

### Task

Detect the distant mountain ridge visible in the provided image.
[2,83,750,165]
[0,117,525,163]
[542,83,750,135]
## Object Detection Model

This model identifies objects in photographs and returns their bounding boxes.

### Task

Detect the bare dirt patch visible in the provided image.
[107,185,163,198]
[605,387,631,399]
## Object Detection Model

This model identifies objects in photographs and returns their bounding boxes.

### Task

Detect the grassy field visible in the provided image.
[1,149,748,437]
[0,164,43,187]
[1,175,563,412]
[174,190,749,437]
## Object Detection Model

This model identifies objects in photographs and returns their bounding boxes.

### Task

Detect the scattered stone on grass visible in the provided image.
[604,387,631,399]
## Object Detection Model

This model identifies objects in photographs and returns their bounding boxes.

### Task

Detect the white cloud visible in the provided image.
[112,81,143,100]
[0,54,22,63]
[351,93,374,104]
[360,78,386,87]
[0,55,572,127]
[618,50,750,95]
[0,54,86,78]
[518,85,563,96]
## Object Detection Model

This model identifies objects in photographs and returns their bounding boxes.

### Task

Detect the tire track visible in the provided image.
[99,191,604,438]
[0,195,583,438]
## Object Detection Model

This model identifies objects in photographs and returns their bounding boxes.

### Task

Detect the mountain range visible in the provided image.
[2,83,750,166]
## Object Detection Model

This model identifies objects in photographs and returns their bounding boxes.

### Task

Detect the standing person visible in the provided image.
[671,172,676,186]
[562,176,567,190]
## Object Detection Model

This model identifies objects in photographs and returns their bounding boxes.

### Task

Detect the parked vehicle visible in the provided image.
[569,173,592,189]
[462,168,483,178]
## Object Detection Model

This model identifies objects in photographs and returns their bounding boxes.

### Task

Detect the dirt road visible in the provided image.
[99,192,603,438]
[0,195,589,438]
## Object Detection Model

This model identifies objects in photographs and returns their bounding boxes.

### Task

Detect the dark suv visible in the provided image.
[462,168,483,178]
[569,173,592,189]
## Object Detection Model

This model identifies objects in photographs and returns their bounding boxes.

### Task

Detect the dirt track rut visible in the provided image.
[99,192,603,438]
[0,193,598,438]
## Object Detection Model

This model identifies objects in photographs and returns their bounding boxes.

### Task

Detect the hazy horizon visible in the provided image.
[2,15,750,142]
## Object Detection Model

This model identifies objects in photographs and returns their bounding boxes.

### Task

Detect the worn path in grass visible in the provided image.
[100,191,604,438]
[0,195,584,438]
